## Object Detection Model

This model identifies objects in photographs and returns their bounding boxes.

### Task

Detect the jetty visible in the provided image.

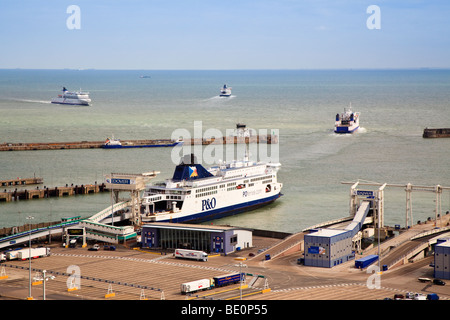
[0,177,43,187]
[423,128,450,138]
[0,182,107,202]
[0,135,277,152]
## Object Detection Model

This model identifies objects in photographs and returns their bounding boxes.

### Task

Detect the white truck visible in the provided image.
[7,247,51,261]
[174,249,208,262]
[181,278,214,294]
[0,253,5,262]
[5,249,25,260]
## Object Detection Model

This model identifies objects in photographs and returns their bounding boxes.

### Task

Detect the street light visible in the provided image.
[234,257,247,300]
[26,215,34,300]
[33,270,56,300]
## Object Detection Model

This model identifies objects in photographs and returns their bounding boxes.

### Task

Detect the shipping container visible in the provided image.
[213,273,244,287]
[355,254,378,269]
[5,248,26,260]
[17,247,51,260]
[174,249,208,262]
[181,278,214,294]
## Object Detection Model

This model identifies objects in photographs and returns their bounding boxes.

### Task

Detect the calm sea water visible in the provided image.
[0,69,449,232]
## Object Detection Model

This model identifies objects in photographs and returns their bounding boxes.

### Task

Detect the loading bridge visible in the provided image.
[0,201,136,249]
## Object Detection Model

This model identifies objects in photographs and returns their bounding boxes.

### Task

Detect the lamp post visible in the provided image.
[33,270,56,300]
[234,257,247,300]
[26,215,34,300]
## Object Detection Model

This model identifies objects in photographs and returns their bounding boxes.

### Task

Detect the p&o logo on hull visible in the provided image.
[202,197,217,211]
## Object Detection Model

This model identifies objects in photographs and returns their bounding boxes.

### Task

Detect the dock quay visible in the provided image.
[0,177,43,187]
[0,135,277,152]
[0,214,449,302]
[423,128,450,138]
[0,182,107,202]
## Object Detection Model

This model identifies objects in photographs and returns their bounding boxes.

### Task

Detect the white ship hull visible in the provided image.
[51,97,91,106]
[51,87,91,106]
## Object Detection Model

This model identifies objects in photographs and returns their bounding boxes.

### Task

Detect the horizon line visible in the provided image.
[1,67,450,72]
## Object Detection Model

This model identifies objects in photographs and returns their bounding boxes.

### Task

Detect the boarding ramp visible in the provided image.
[0,220,80,249]
[78,220,136,243]
[88,201,130,223]
[0,202,136,249]
[344,201,371,237]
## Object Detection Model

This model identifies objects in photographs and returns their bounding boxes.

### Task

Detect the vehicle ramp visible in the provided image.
[344,200,371,237]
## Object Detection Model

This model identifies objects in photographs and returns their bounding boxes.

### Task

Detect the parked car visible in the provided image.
[433,279,446,286]
[405,292,415,299]
[414,293,426,300]
[103,245,116,251]
[394,293,404,300]
[427,293,439,300]
[88,244,100,251]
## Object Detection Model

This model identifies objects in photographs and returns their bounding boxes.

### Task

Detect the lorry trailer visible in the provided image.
[180,272,245,294]
[181,278,214,294]
[6,247,51,261]
[355,254,378,269]
[214,273,244,287]
[174,249,208,262]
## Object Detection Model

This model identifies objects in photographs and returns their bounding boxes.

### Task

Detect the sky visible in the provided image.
[0,0,449,70]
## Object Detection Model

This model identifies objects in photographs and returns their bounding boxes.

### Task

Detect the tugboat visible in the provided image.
[334,104,360,134]
[51,87,91,106]
[219,84,232,97]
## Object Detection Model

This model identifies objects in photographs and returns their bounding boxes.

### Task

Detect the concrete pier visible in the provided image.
[423,128,450,138]
[0,135,277,152]
[0,177,43,186]
[0,183,107,202]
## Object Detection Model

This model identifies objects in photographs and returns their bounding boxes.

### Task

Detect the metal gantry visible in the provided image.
[342,180,450,229]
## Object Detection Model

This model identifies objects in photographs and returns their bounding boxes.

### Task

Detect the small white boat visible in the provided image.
[51,87,91,106]
[334,104,360,134]
[219,84,232,97]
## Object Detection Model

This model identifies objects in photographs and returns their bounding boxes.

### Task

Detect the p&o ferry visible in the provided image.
[140,154,282,223]
[51,87,91,106]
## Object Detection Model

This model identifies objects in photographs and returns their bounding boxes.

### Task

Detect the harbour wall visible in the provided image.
[0,135,277,152]
[0,182,107,202]
[423,128,450,138]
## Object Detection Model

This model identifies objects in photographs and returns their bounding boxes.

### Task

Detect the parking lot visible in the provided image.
[0,235,449,300]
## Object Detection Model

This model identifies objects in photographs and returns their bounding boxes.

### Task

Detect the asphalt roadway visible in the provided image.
[0,230,448,301]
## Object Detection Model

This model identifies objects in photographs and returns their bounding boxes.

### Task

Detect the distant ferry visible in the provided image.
[335,104,360,134]
[220,84,232,97]
[102,137,183,149]
[51,87,91,106]
[140,153,282,223]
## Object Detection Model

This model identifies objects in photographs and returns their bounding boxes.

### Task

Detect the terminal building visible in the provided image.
[140,223,252,255]
[434,238,450,280]
[304,201,371,268]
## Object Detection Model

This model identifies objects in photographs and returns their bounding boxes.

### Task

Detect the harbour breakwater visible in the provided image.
[0,135,277,152]
[423,128,450,138]
[0,182,107,202]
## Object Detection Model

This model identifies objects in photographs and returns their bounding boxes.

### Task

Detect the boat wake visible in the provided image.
[205,95,236,101]
[10,98,51,104]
